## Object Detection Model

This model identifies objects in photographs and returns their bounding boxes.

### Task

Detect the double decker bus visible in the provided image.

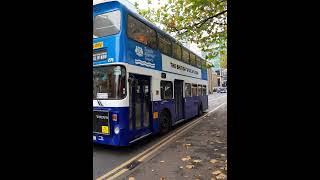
[93,0,209,146]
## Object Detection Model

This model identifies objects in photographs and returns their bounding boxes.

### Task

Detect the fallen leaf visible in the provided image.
[210,159,218,164]
[185,164,195,169]
[212,170,222,175]
[193,159,202,163]
[160,160,165,163]
[128,177,135,180]
[216,173,227,179]
[181,156,191,161]
[185,143,192,146]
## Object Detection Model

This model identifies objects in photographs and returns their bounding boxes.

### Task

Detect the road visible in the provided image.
[93,92,227,179]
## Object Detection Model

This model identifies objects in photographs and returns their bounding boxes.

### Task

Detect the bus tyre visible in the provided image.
[160,111,170,134]
[198,105,203,117]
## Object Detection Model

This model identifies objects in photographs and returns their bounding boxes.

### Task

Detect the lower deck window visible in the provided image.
[192,84,197,96]
[185,83,191,97]
[161,81,173,99]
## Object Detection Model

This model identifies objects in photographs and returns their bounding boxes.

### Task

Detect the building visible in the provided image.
[222,69,227,87]
[213,68,227,87]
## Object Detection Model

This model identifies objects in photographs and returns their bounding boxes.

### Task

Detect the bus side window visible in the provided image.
[191,84,197,96]
[185,83,191,97]
[160,81,173,100]
[158,33,172,56]
[172,42,182,61]
[202,85,207,96]
[182,48,190,64]
[196,56,202,68]
[127,15,157,49]
[190,53,196,66]
[198,84,202,96]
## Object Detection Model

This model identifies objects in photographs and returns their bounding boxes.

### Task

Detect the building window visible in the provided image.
[160,81,173,99]
[127,15,157,49]
[185,83,191,97]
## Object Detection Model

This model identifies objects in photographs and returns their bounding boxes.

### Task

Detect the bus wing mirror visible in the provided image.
[128,77,133,83]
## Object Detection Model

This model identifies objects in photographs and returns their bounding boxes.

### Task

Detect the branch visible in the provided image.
[195,10,227,29]
[213,22,227,26]
[175,10,227,35]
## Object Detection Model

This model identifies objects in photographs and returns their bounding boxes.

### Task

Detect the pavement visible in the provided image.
[93,93,227,180]
[121,97,227,180]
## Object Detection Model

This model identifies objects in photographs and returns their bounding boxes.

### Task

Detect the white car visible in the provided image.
[217,87,227,93]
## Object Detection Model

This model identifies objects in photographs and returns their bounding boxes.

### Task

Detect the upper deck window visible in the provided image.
[172,42,182,61]
[127,15,157,49]
[158,33,172,56]
[94,10,121,38]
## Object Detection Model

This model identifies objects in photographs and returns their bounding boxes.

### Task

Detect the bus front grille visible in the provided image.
[93,110,110,135]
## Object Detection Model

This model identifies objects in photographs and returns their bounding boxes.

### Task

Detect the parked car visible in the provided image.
[217,87,227,93]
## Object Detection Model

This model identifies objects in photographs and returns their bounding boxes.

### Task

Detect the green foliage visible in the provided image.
[219,51,227,69]
[136,0,227,65]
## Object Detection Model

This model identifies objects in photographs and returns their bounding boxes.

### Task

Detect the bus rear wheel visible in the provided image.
[198,104,203,117]
[160,111,170,134]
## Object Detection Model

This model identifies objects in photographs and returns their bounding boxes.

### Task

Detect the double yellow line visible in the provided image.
[96,102,227,180]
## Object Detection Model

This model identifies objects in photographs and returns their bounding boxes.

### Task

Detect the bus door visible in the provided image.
[174,80,184,120]
[129,74,152,139]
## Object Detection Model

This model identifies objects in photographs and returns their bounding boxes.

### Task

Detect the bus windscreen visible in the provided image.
[94,10,121,38]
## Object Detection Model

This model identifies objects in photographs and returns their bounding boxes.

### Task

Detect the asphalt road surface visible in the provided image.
[93,92,227,179]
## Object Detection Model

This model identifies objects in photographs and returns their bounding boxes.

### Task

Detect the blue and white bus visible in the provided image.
[93,0,208,146]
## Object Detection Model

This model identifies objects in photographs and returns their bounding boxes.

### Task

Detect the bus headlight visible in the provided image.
[114,126,120,134]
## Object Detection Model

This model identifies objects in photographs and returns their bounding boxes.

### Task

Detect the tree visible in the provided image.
[219,51,227,69]
[134,0,227,64]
